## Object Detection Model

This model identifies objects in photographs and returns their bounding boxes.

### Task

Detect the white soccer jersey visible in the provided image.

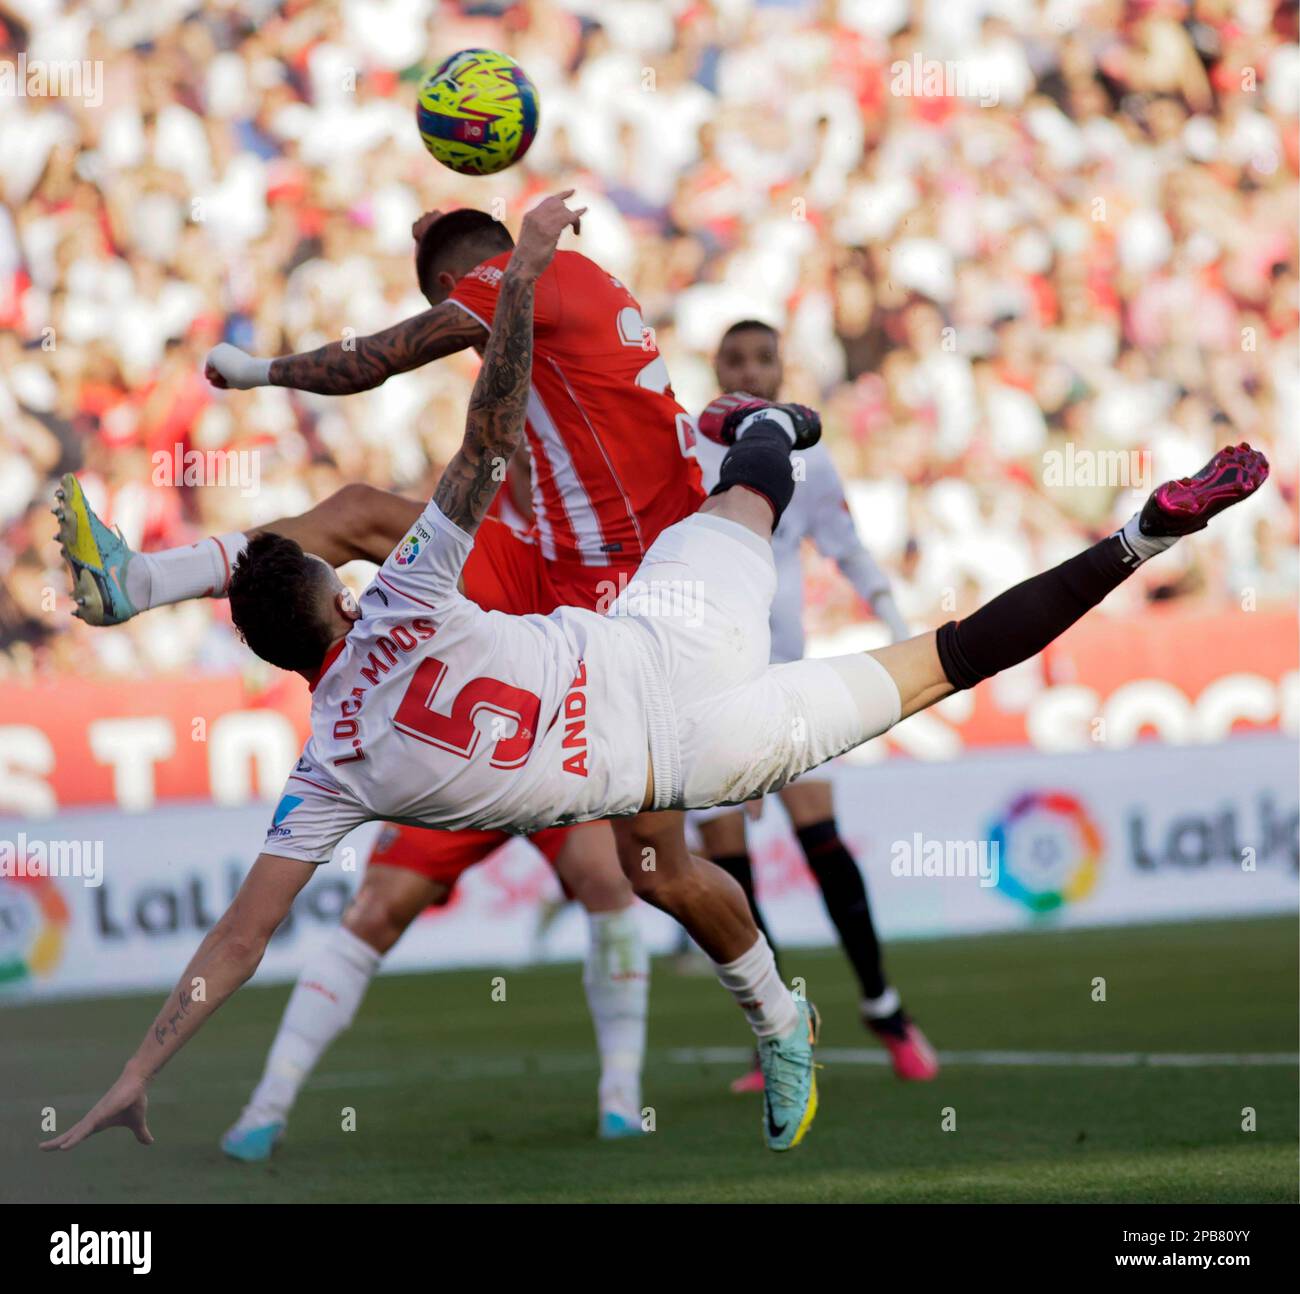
[264,502,654,863]
[693,438,878,663]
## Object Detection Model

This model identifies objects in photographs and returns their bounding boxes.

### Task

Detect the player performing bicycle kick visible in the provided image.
[45,194,1269,1156]
[56,186,715,1153]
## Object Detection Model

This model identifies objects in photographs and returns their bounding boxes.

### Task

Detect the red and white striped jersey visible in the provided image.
[448,251,703,569]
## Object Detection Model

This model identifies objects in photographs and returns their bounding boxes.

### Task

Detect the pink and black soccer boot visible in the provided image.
[867,1009,940,1082]
[697,393,822,450]
[729,1053,766,1094]
[1139,443,1269,537]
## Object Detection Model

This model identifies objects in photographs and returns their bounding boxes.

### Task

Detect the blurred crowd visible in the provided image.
[2,0,1297,678]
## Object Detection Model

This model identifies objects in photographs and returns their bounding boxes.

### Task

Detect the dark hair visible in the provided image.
[416,208,514,300]
[719,318,780,345]
[228,532,337,673]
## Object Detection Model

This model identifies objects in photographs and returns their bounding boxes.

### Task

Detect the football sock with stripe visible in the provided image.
[125,532,248,609]
[713,934,799,1040]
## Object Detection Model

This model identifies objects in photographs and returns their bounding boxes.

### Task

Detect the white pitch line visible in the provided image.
[23,1047,1298,1109]
[669,1047,1299,1068]
[25,1054,599,1109]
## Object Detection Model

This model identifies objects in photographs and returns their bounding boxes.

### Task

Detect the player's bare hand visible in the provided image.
[41,1070,153,1152]
[511,191,586,280]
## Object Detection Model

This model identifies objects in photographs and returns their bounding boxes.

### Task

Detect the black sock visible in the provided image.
[795,819,888,1001]
[938,534,1134,690]
[708,421,795,523]
[711,852,782,978]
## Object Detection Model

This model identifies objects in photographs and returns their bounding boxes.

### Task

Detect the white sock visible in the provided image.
[736,407,795,443]
[126,532,248,609]
[713,934,799,1040]
[1116,511,1179,566]
[861,986,901,1019]
[242,926,382,1125]
[583,907,648,1119]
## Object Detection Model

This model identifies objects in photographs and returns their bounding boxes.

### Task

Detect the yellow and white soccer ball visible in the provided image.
[416,48,540,176]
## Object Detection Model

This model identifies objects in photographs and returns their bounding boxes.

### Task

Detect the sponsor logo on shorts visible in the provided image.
[267,793,303,840]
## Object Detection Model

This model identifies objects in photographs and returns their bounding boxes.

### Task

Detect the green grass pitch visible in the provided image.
[2,914,1295,1203]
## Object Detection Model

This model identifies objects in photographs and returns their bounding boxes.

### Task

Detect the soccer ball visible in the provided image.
[416,49,540,176]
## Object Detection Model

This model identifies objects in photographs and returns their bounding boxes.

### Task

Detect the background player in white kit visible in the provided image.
[42,192,1270,1159]
[691,322,938,1092]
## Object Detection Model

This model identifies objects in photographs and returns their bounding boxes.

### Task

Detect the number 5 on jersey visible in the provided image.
[393,656,541,769]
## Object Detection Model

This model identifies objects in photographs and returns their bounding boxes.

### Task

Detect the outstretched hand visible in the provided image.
[511,191,586,280]
[40,1070,153,1153]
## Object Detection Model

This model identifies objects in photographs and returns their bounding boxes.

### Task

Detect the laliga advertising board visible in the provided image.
[742,731,1298,944]
[0,734,1295,1001]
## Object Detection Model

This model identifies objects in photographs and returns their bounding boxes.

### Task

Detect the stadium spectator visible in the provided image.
[1,0,1295,679]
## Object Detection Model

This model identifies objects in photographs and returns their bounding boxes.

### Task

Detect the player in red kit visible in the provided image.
[207,206,703,586]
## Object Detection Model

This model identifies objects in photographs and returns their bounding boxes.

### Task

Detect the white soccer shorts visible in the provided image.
[612,513,901,813]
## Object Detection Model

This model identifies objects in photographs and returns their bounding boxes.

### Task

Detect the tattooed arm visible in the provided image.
[204,303,487,395]
[41,853,314,1150]
[432,192,585,535]
[266,304,488,395]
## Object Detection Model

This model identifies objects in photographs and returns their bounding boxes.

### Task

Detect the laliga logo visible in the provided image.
[986,791,1103,914]
[0,870,70,986]
[394,533,421,566]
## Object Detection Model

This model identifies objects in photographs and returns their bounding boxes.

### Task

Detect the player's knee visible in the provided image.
[329,481,385,514]
[619,851,662,901]
[342,884,411,954]
[615,834,673,902]
[562,848,634,908]
[328,482,388,538]
[613,813,701,905]
[554,825,632,910]
[570,866,634,911]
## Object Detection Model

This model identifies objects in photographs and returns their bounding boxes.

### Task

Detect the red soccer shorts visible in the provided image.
[367,819,572,893]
